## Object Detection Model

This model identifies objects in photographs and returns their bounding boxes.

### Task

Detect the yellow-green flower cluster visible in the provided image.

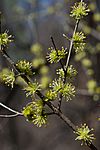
[62,83,75,101]
[73,32,86,53]
[0,31,13,47]
[24,82,41,97]
[67,65,77,79]
[57,65,77,80]
[50,78,63,92]
[22,103,35,122]
[50,78,75,101]
[16,60,33,76]
[22,100,47,127]
[47,47,67,63]
[74,124,95,145]
[70,2,90,20]
[45,90,57,101]
[0,69,15,88]
[57,68,65,79]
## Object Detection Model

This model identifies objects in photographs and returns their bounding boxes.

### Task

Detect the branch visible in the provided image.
[0,102,22,114]
[57,19,80,110]
[0,45,98,150]
[65,19,79,77]
[0,102,22,118]
[0,113,22,118]
[44,112,55,116]
[51,36,65,72]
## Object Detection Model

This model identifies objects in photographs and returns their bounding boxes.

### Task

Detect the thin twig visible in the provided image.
[51,36,58,55]
[58,19,80,110]
[50,36,66,111]
[65,19,80,77]
[0,113,22,118]
[51,36,65,72]
[0,102,22,115]
[44,112,55,116]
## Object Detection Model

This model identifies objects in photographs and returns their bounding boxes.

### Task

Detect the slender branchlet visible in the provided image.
[50,36,65,72]
[0,102,22,118]
[58,19,80,110]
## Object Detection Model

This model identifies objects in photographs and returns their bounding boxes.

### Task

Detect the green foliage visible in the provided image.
[70,2,90,20]
[24,82,41,97]
[74,124,95,145]
[16,60,33,76]
[47,47,67,63]
[73,32,86,53]
[0,69,15,88]
[0,31,13,47]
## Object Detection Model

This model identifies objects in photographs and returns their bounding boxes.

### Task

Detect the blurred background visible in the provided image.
[0,0,100,150]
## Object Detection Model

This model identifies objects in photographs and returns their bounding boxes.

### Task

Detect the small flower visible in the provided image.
[45,90,57,101]
[57,65,77,80]
[0,31,13,47]
[22,103,34,122]
[67,65,77,79]
[50,78,63,92]
[32,100,44,114]
[16,60,33,76]
[24,82,41,97]
[33,115,47,127]
[73,32,86,53]
[57,68,65,79]
[70,2,90,20]
[0,69,15,88]
[74,124,95,145]
[61,83,75,101]
[47,47,67,63]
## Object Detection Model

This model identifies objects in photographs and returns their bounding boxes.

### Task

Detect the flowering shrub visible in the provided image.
[0,1,98,150]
